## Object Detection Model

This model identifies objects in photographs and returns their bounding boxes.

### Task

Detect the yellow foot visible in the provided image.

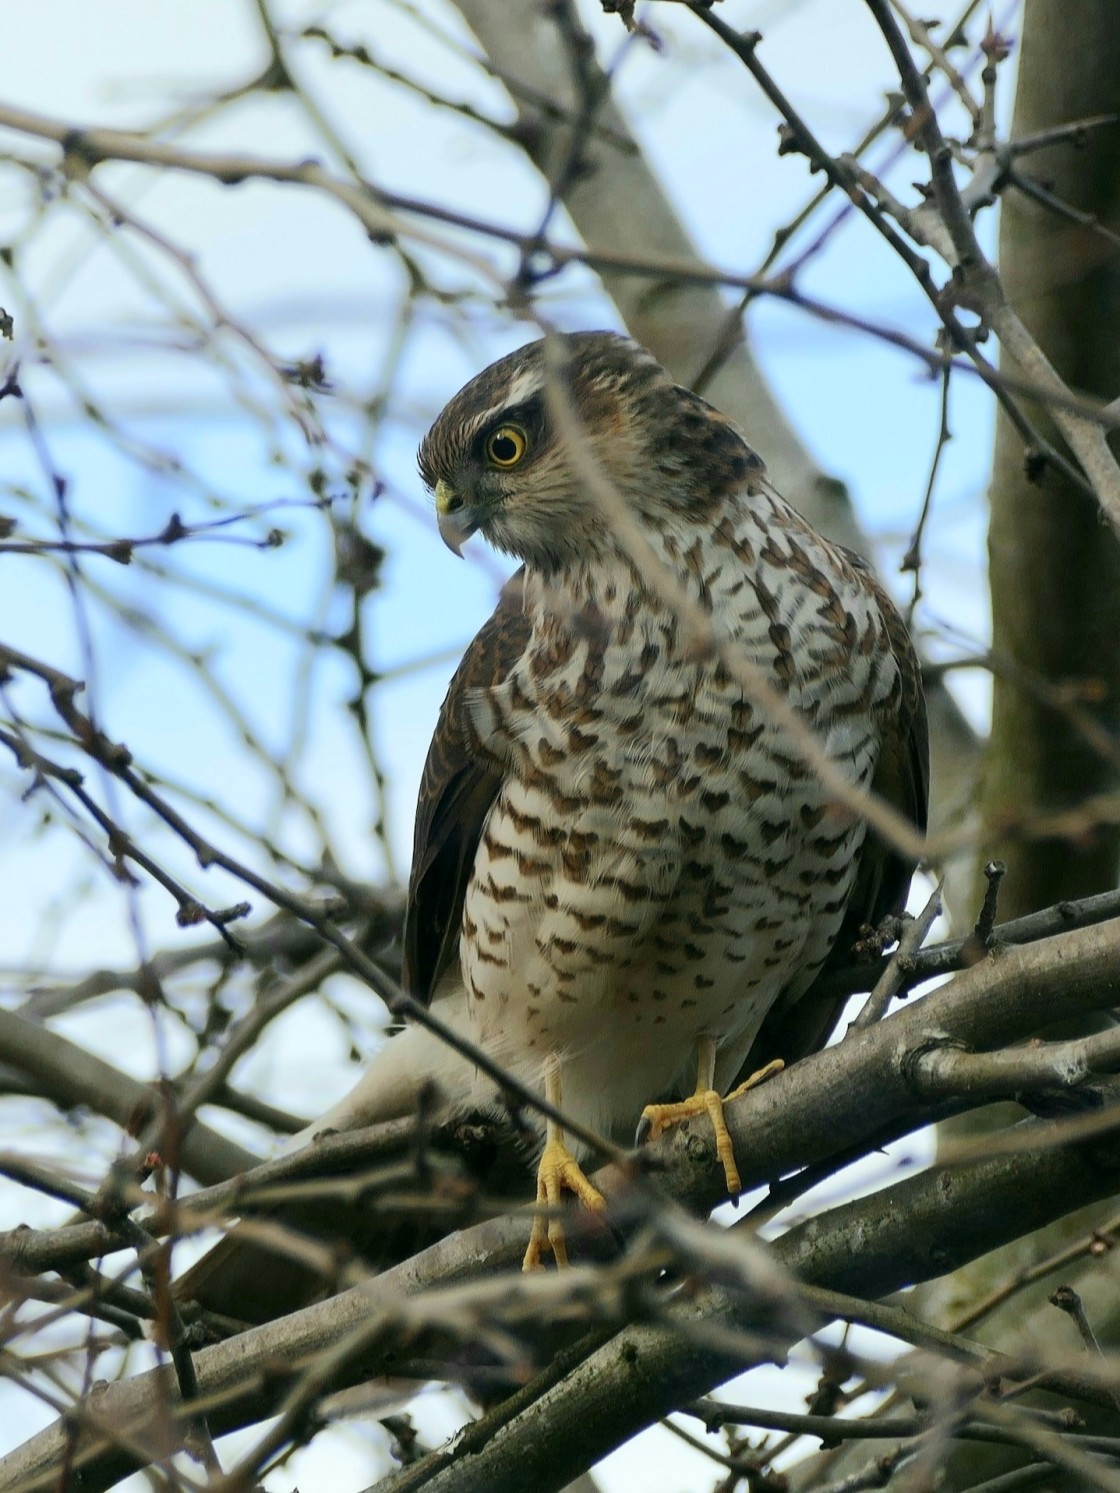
[522,1136,606,1272]
[638,1058,785,1199]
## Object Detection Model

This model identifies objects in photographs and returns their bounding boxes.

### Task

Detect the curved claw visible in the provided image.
[635,1060,785,1200]
[522,1136,606,1272]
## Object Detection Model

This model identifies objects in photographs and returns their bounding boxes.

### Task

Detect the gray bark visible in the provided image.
[981,0,1120,917]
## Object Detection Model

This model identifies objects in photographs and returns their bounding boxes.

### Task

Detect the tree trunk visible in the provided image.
[792,8,1120,1485]
[981,0,1120,918]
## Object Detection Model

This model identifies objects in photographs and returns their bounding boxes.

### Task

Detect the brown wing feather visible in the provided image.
[402,571,530,1003]
[748,565,929,1070]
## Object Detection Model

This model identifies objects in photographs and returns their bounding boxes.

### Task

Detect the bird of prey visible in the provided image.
[301,330,928,1271]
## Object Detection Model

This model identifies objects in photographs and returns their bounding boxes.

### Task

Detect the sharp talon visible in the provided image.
[704,1089,742,1198]
[638,1102,676,1146]
[522,1135,605,1271]
[636,1059,784,1200]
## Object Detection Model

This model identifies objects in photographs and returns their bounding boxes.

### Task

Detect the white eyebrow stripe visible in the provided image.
[460,408,502,446]
[453,361,546,447]
[499,365,544,411]
[461,367,544,445]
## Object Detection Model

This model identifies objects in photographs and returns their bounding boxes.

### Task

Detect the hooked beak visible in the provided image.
[435,479,480,557]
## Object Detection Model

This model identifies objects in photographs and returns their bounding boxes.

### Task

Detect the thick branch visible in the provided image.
[5,917,1120,1488]
[0,1006,257,1186]
[373,1115,1120,1493]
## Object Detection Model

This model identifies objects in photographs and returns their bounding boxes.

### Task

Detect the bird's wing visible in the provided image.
[177,583,532,1326]
[749,564,930,1069]
[402,570,530,1003]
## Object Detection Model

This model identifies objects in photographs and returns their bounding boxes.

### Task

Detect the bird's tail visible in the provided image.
[176,992,485,1325]
[295,990,482,1144]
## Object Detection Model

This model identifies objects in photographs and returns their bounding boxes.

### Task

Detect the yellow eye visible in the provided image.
[485,424,528,468]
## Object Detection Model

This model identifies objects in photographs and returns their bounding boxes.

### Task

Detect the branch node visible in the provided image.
[972,859,1006,951]
[899,1033,969,1096]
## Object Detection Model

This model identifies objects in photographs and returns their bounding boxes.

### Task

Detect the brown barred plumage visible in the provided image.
[369,332,924,1262]
[178,333,927,1309]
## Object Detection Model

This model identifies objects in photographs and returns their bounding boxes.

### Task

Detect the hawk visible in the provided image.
[310,330,927,1270]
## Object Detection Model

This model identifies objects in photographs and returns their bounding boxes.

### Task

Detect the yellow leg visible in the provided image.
[523,1058,606,1272]
[638,1037,784,1198]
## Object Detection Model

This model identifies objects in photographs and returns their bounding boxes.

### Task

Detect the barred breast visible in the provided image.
[457,486,899,1145]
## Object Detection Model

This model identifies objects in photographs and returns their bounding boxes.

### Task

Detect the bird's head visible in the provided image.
[417,331,759,574]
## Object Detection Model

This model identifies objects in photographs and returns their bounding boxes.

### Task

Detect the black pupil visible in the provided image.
[491,432,518,462]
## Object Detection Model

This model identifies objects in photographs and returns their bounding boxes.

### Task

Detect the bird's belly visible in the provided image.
[458,722,867,1138]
